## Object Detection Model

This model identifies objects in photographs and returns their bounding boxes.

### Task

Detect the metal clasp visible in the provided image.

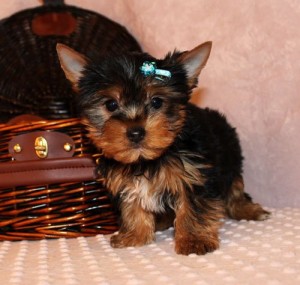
[34,136,48,158]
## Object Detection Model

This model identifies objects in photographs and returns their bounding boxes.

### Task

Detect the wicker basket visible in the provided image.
[0,0,142,240]
[0,0,141,123]
[0,117,118,241]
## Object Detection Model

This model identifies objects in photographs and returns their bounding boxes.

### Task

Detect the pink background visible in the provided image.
[1,0,300,208]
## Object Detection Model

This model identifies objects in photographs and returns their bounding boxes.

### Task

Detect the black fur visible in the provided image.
[178,104,243,198]
[77,52,190,112]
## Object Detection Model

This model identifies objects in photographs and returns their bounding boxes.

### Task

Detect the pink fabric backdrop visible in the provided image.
[1,0,300,208]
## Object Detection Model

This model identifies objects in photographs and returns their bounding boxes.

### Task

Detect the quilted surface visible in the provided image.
[1,207,299,285]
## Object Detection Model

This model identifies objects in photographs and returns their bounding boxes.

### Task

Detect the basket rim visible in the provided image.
[0,117,82,130]
[1,2,135,36]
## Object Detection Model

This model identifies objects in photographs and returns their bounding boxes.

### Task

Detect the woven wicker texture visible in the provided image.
[0,118,118,240]
[0,0,141,122]
[0,0,142,240]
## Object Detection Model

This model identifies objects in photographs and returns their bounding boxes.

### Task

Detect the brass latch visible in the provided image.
[34,136,48,158]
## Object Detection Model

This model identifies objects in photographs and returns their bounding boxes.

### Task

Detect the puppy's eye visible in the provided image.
[150,97,163,110]
[105,99,119,112]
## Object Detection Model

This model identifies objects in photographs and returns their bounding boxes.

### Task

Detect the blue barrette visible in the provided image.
[140,61,171,81]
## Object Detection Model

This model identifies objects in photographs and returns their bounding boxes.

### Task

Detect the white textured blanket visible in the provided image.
[1,207,299,285]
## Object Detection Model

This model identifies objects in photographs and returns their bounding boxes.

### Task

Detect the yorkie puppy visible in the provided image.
[57,41,270,255]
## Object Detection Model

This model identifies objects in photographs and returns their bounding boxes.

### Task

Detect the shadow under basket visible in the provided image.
[0,117,118,241]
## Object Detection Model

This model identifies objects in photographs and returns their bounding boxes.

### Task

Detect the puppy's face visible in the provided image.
[57,42,211,163]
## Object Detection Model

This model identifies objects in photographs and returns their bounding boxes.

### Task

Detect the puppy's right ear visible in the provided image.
[178,41,212,89]
[56,43,88,91]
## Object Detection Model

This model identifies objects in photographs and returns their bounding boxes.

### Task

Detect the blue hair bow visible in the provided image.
[140,61,171,81]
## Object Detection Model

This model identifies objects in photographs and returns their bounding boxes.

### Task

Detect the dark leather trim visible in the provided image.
[6,114,44,125]
[0,157,98,188]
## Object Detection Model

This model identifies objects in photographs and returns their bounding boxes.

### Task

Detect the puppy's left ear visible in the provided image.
[179,41,212,88]
[56,43,88,91]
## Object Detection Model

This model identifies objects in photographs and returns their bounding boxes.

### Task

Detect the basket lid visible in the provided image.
[0,1,141,123]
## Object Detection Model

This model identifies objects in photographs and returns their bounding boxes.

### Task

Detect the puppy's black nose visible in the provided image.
[126,126,146,143]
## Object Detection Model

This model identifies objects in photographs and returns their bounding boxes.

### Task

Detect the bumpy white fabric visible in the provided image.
[1,207,299,285]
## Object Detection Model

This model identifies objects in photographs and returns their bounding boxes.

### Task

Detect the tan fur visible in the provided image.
[107,152,220,252]
[84,108,185,164]
[105,152,206,201]
[111,199,155,248]
[225,176,270,221]
[174,191,224,255]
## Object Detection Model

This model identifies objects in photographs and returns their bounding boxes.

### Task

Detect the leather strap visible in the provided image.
[9,131,75,161]
[0,157,98,188]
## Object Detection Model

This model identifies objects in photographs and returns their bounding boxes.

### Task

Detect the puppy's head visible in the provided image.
[57,42,211,164]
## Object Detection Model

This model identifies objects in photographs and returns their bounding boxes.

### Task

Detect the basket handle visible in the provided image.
[42,0,65,6]
[32,0,77,36]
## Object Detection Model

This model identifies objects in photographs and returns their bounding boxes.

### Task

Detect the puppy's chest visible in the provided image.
[105,154,204,212]
[126,177,168,212]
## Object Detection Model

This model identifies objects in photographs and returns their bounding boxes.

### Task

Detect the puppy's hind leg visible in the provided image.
[225,176,270,221]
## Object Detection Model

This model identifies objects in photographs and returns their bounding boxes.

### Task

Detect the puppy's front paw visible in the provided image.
[110,232,154,248]
[110,233,128,248]
[175,236,219,255]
